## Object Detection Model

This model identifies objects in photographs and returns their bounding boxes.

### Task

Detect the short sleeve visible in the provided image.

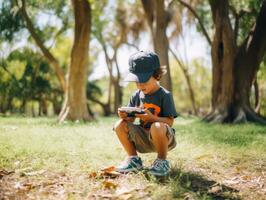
[161,93,178,118]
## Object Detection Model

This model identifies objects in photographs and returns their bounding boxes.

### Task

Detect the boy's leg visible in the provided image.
[150,122,168,159]
[148,122,172,177]
[114,119,137,156]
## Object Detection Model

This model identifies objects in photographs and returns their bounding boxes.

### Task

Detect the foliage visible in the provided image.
[0,1,25,41]
[170,58,212,115]
[0,48,52,112]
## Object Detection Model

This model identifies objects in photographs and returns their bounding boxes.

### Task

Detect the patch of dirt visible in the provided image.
[0,168,154,200]
[184,162,266,200]
[0,165,265,200]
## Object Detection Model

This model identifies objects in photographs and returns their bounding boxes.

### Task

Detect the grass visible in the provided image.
[0,116,265,199]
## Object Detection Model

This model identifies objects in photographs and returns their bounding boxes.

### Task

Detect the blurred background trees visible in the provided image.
[0,0,265,123]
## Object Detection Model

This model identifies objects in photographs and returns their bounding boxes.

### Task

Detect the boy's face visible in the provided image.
[136,77,159,95]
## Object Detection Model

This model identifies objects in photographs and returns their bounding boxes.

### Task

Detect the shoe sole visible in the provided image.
[116,167,143,174]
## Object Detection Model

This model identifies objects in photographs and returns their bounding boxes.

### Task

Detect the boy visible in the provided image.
[113,51,177,177]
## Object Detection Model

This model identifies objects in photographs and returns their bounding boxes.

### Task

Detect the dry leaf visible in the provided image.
[234,166,241,173]
[102,180,118,189]
[0,169,14,178]
[100,166,121,178]
[101,166,116,172]
[88,172,97,178]
[242,175,252,181]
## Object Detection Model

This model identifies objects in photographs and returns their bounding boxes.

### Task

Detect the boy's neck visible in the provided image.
[147,83,160,95]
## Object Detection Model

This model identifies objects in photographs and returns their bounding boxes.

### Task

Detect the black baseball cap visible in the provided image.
[124,51,160,83]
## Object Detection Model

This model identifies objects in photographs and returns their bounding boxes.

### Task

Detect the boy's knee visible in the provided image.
[113,119,128,133]
[150,122,167,137]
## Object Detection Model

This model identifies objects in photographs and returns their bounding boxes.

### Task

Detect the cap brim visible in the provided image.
[124,72,153,83]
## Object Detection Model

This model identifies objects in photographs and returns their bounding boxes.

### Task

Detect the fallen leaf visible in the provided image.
[88,172,97,178]
[242,175,252,181]
[0,169,14,179]
[102,180,118,189]
[100,166,121,178]
[234,166,242,173]
[101,166,116,172]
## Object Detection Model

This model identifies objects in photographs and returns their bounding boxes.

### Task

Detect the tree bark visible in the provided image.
[113,52,123,112]
[141,0,172,91]
[253,78,260,114]
[59,0,92,122]
[204,0,266,124]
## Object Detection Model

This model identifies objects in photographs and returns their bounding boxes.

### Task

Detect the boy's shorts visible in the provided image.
[126,122,176,153]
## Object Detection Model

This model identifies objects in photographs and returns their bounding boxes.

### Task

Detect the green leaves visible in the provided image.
[0,1,25,41]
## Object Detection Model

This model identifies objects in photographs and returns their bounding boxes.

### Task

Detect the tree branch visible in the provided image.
[0,60,20,85]
[177,0,211,45]
[16,0,66,92]
[229,5,256,45]
[125,42,140,51]
[243,1,266,67]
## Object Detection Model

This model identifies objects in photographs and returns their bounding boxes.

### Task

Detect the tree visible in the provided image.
[178,0,266,123]
[16,0,67,93]
[59,0,92,122]
[91,0,142,115]
[0,49,52,115]
[123,0,200,114]
[207,0,266,123]
[141,0,172,91]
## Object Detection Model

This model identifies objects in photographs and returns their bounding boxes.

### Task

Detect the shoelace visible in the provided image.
[152,159,168,170]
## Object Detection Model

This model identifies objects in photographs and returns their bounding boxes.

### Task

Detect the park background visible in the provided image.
[0,0,266,199]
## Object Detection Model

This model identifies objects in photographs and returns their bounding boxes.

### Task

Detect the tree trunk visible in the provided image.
[113,54,123,112]
[141,0,172,91]
[253,78,260,114]
[89,97,112,116]
[59,0,92,122]
[205,0,266,124]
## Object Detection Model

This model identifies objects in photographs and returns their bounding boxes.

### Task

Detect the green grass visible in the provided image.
[0,116,265,199]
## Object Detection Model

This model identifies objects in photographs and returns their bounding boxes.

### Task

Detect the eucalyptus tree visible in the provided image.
[0,48,51,115]
[59,0,92,122]
[141,0,172,91]
[178,0,266,123]
[91,0,145,114]
[0,0,93,121]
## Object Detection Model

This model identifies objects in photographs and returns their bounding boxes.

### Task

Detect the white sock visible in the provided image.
[128,155,139,159]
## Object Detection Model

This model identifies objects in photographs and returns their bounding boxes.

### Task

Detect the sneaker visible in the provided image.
[116,156,143,173]
[148,159,170,177]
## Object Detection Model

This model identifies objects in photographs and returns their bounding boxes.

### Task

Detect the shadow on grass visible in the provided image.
[168,167,240,200]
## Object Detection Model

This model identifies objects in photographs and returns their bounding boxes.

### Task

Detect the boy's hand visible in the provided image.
[135,109,156,122]
[118,110,135,122]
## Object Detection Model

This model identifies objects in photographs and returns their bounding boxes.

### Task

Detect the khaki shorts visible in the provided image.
[126,122,176,153]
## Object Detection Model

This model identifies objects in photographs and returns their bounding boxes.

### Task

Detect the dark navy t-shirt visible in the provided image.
[128,86,178,129]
